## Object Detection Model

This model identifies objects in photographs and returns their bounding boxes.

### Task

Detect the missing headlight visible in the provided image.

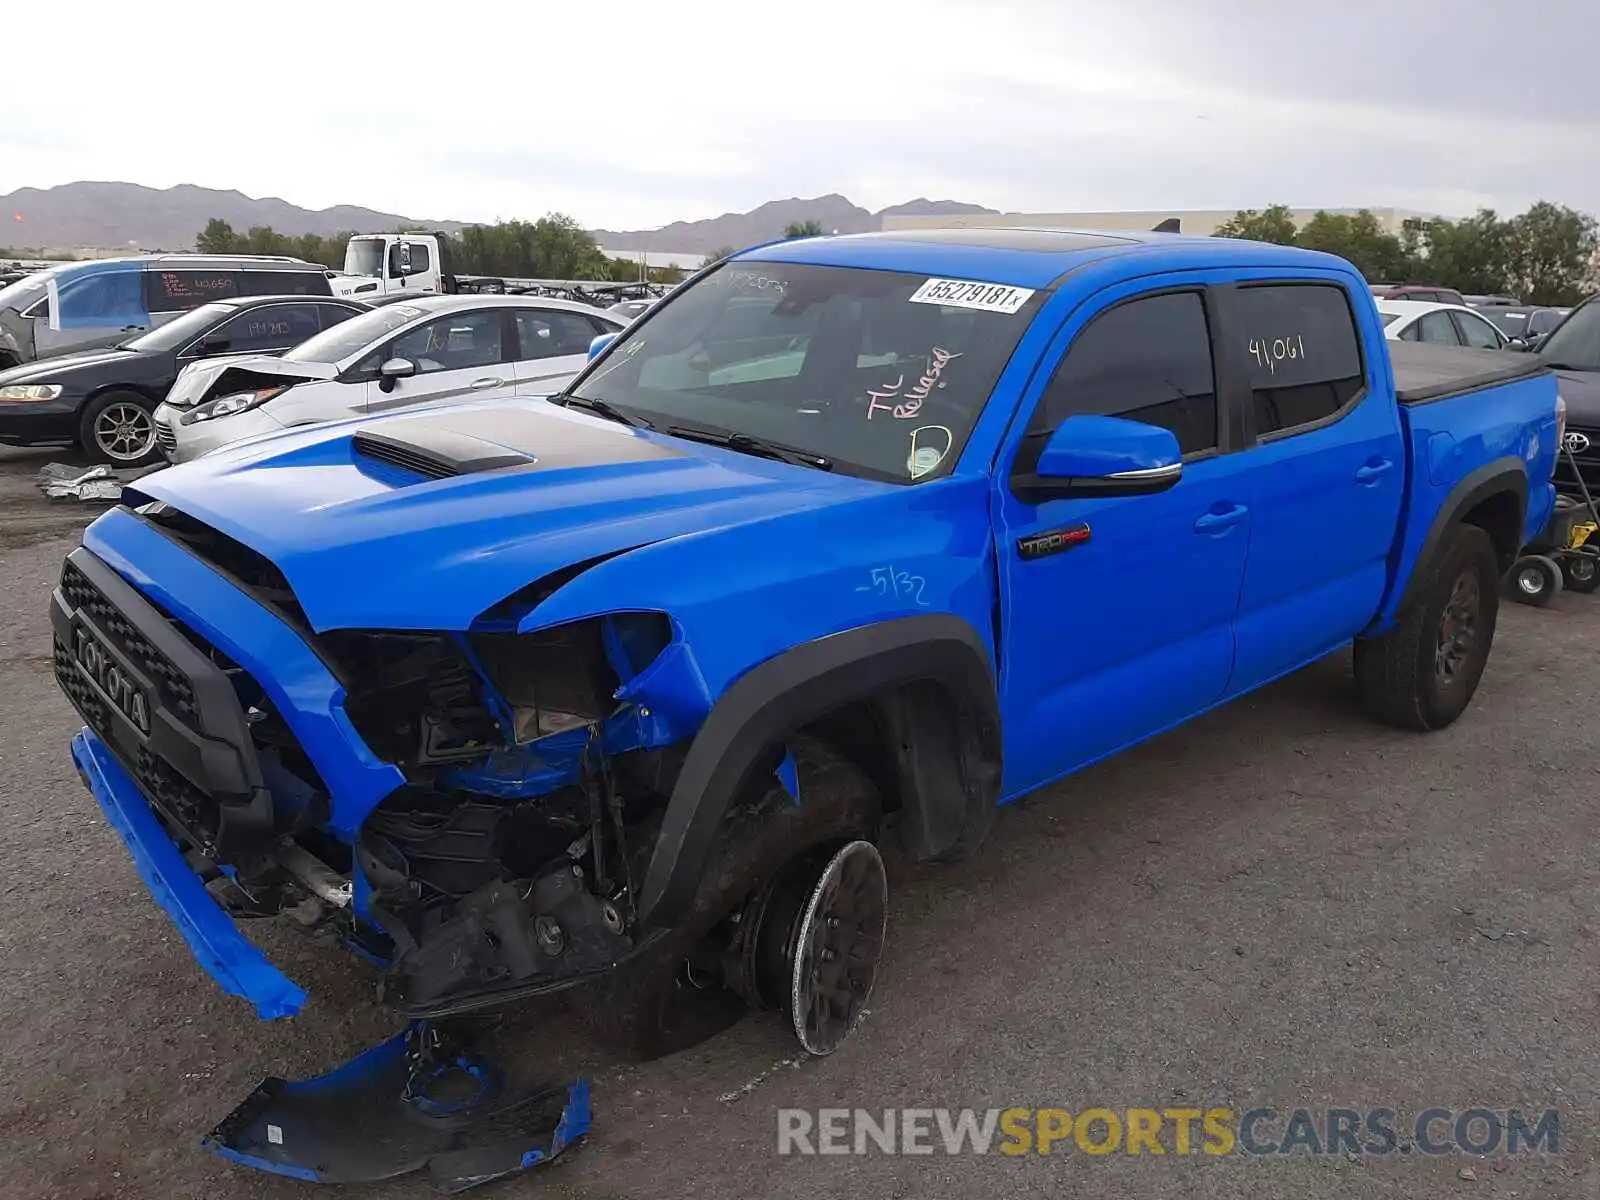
[471,613,670,744]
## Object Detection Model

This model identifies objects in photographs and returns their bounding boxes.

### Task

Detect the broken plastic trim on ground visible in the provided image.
[36,461,161,502]
[203,1019,590,1193]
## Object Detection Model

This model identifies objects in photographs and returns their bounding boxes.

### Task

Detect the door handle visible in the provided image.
[469,377,505,389]
[1355,458,1395,485]
[1194,504,1248,534]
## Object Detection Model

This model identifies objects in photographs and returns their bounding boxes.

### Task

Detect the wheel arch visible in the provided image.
[1394,457,1527,617]
[635,613,1001,930]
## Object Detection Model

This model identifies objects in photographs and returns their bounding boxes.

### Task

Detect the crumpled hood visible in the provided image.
[165,354,338,408]
[126,397,882,631]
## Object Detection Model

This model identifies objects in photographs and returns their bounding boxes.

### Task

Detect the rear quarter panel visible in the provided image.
[1370,373,1559,632]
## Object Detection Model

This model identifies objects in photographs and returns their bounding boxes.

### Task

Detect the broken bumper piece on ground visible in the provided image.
[203,1021,591,1192]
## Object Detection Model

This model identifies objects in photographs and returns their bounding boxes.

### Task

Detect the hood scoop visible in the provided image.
[352,426,533,480]
[349,404,685,482]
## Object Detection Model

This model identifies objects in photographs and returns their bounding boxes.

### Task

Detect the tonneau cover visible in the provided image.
[1390,341,1551,404]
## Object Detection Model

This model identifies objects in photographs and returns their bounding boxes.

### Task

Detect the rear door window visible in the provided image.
[238,269,331,297]
[1416,312,1462,345]
[145,269,238,313]
[514,310,610,360]
[1452,311,1502,349]
[1227,283,1366,437]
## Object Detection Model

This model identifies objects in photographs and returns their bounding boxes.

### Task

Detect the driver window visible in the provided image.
[1024,291,1218,463]
[389,310,504,374]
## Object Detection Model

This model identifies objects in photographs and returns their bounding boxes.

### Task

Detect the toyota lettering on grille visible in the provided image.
[1563,431,1592,455]
[73,625,151,734]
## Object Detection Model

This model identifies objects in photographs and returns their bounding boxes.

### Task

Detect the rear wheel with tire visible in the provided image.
[592,737,884,1061]
[1354,523,1500,731]
[79,389,161,466]
[1508,555,1562,607]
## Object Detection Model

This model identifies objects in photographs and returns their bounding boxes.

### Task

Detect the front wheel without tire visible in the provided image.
[1354,523,1500,731]
[590,738,883,1061]
[79,390,161,466]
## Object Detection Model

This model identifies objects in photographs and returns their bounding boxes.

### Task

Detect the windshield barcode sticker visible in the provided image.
[908,278,1034,314]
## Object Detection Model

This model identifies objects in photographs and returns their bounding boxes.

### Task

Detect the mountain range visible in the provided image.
[0,182,998,256]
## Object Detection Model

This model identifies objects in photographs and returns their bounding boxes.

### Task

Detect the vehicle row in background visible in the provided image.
[0,295,370,464]
[154,294,627,463]
[0,255,334,369]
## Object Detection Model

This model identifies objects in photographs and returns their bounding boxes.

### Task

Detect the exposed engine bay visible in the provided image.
[192,575,693,1016]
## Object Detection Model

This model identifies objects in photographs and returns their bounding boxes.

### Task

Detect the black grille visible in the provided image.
[52,637,217,846]
[59,560,197,723]
[1556,426,1600,499]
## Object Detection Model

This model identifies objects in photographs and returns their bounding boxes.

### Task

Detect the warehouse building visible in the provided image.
[881,207,1438,237]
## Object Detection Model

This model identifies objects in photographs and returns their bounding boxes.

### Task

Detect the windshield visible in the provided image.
[0,272,49,313]
[282,303,426,364]
[344,239,385,278]
[121,302,235,352]
[569,261,1045,482]
[1537,300,1600,371]
[1481,309,1529,335]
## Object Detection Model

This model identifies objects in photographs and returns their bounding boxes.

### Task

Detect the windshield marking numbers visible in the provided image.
[866,347,963,420]
[909,278,1034,314]
[857,565,929,606]
[1248,334,1306,374]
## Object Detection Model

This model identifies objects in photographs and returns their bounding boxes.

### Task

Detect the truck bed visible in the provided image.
[1390,341,1552,405]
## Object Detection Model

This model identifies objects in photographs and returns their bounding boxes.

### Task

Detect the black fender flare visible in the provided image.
[1394,456,1527,616]
[635,614,1001,929]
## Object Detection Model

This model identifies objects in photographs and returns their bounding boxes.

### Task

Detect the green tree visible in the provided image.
[195,218,239,254]
[703,245,737,264]
[1212,205,1298,245]
[1294,210,1410,281]
[1506,201,1598,306]
[783,219,825,239]
[1411,210,1513,295]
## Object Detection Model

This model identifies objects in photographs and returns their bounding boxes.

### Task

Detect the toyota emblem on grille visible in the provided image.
[1564,431,1591,455]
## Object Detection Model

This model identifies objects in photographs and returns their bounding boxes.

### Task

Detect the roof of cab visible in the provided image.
[738,226,1347,290]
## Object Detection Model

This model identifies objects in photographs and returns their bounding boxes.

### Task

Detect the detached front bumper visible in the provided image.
[71,727,308,1019]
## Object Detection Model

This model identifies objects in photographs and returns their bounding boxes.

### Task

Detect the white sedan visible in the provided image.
[1375,299,1509,350]
[154,294,626,463]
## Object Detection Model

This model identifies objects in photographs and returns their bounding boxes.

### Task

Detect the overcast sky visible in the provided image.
[6,0,1596,231]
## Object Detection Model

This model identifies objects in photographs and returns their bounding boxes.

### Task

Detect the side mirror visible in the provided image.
[1505,337,1529,352]
[1021,414,1182,501]
[588,332,619,361]
[378,356,416,392]
[195,337,231,356]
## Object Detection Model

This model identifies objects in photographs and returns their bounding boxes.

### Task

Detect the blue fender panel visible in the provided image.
[71,727,308,1020]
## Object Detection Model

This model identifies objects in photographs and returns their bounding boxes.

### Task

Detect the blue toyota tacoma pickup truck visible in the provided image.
[53,229,1560,1075]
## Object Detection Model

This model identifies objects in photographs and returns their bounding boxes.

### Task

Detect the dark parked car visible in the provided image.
[0,294,368,466]
[1371,283,1469,306]
[1534,295,1600,498]
[1480,305,1568,348]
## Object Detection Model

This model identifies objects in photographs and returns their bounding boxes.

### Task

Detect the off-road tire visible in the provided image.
[590,737,882,1061]
[1354,523,1499,731]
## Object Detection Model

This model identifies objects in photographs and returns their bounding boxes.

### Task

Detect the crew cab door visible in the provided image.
[994,278,1252,796]
[365,308,514,413]
[1215,279,1405,695]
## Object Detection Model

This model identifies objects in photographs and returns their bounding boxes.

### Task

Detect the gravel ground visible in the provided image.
[2,444,1597,1200]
